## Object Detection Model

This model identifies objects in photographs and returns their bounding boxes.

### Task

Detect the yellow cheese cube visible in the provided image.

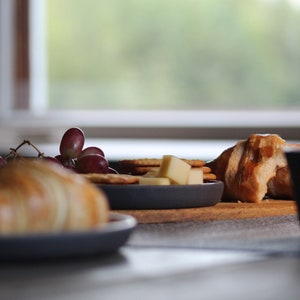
[139,177,171,185]
[158,155,191,184]
[143,167,159,177]
[186,168,203,184]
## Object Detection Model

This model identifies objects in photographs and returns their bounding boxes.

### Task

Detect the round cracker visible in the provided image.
[83,173,139,185]
[119,158,205,168]
[203,173,217,181]
[119,158,161,167]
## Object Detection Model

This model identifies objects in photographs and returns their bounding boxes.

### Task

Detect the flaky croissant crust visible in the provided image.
[0,160,109,235]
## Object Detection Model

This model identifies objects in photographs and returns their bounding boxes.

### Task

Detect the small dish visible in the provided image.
[0,213,136,261]
[99,180,224,210]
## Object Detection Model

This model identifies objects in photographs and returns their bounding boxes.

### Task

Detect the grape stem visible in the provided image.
[5,140,45,160]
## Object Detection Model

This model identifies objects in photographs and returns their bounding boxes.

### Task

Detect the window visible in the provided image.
[1,0,300,155]
[46,0,300,111]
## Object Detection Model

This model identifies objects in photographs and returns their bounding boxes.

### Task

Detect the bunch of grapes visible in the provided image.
[0,140,43,167]
[0,127,117,174]
[56,127,117,174]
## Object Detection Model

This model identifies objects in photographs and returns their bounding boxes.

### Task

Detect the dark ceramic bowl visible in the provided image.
[284,146,300,218]
[99,180,223,210]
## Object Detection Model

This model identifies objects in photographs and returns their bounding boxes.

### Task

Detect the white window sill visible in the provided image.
[1,110,300,160]
[31,138,235,162]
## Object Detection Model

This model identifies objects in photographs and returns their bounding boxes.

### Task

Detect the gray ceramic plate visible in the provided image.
[99,180,224,210]
[0,213,136,261]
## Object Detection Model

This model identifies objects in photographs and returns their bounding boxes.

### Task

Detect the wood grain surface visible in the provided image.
[113,200,298,224]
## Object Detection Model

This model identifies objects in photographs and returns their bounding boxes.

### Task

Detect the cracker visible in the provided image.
[203,173,217,181]
[119,158,205,170]
[120,166,154,175]
[193,166,211,173]
[119,158,161,167]
[121,166,212,176]
[182,159,206,167]
[83,173,139,184]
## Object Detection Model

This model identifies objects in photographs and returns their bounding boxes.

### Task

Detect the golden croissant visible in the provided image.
[0,159,109,235]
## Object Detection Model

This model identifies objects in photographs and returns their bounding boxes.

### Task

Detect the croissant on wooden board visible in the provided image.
[0,159,110,235]
[207,134,299,203]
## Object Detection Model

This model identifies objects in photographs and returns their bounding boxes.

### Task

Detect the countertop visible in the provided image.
[1,211,300,300]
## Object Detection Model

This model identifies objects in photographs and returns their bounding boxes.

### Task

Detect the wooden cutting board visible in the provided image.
[113,200,298,224]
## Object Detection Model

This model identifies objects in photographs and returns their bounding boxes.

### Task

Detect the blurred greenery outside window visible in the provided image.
[47,0,300,111]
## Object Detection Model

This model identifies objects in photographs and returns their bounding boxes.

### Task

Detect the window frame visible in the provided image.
[1,0,300,148]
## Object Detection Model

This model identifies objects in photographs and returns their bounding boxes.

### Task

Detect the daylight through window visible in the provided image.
[46,0,300,111]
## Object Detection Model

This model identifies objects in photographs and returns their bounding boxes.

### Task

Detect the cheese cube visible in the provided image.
[143,167,159,177]
[139,177,170,185]
[158,155,191,184]
[186,168,203,184]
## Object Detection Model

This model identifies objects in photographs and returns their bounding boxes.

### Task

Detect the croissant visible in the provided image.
[0,159,109,235]
[207,134,296,203]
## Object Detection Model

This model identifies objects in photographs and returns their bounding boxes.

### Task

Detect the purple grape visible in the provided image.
[76,154,109,174]
[55,154,76,171]
[59,127,85,159]
[79,146,105,158]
